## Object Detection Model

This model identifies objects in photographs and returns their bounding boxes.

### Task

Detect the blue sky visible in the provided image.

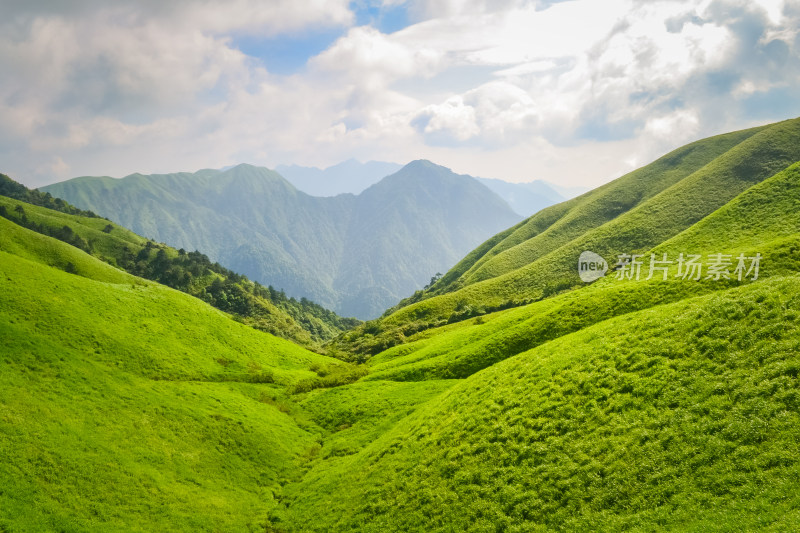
[1,0,799,188]
[230,3,411,75]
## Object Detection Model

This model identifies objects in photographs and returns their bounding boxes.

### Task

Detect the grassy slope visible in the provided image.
[454,124,765,288]
[0,195,354,346]
[357,160,800,382]
[298,380,455,459]
[0,222,353,531]
[276,144,800,531]
[343,118,800,355]
[284,275,800,532]
[0,221,457,531]
[394,122,765,309]
[0,216,132,285]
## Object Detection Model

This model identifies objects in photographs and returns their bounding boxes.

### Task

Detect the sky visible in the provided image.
[1,0,799,188]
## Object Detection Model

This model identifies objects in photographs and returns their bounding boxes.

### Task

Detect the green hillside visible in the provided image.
[0,184,358,347]
[2,117,800,532]
[343,118,800,356]
[284,275,800,531]
[337,159,800,379]
[42,161,522,318]
[0,218,359,531]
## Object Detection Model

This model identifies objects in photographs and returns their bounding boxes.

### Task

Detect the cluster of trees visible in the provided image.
[0,173,101,218]
[0,204,93,253]
[117,242,359,342]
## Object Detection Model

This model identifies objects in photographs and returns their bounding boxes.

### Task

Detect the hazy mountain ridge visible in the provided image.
[276,159,403,196]
[277,158,576,217]
[476,176,567,216]
[43,161,523,318]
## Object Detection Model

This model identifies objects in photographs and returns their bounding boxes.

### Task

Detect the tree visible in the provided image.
[425,272,443,290]
[102,224,114,233]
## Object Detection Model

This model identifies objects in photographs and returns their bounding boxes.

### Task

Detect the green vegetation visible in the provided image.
[284,276,800,531]
[0,185,359,347]
[0,225,353,531]
[0,172,102,218]
[0,206,455,531]
[3,117,800,531]
[298,380,455,458]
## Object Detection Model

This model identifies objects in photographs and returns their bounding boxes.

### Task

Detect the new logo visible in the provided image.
[578,251,608,282]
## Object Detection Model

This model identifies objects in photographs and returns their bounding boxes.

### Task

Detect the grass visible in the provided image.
[282,275,800,532]
[0,216,132,285]
[0,232,353,531]
[298,380,455,458]
[454,122,767,288]
[0,222,455,531]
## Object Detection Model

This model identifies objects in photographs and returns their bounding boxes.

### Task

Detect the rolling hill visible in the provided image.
[274,117,800,530]
[0,212,357,531]
[2,117,800,532]
[42,161,522,319]
[283,274,800,531]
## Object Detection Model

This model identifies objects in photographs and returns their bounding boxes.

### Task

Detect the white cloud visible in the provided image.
[1,0,800,188]
[414,96,480,141]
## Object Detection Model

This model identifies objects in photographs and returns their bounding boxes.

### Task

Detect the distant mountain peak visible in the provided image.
[41,161,522,319]
[401,159,441,171]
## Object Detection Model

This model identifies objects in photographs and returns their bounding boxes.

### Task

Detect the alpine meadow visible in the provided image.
[3,2,800,532]
[3,115,800,531]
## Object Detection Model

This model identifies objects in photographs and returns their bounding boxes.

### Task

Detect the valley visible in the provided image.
[2,118,800,531]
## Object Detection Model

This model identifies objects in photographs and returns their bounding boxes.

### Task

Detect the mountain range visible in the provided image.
[42,160,523,319]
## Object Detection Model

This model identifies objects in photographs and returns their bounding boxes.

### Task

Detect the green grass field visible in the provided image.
[0,223,345,531]
[283,275,800,532]
[0,217,456,531]
[2,117,800,531]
